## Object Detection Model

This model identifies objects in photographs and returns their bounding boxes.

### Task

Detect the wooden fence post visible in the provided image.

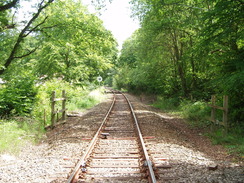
[223,95,228,132]
[49,90,67,128]
[51,91,56,127]
[208,95,228,134]
[62,90,66,121]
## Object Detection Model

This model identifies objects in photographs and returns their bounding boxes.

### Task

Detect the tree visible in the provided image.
[31,0,118,83]
[0,0,54,75]
[116,0,243,122]
[201,0,244,122]
[0,0,18,12]
[0,0,19,31]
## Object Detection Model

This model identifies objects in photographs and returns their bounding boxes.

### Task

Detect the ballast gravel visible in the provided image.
[0,93,243,183]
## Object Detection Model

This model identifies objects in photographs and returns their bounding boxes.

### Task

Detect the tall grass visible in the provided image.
[209,126,244,158]
[152,96,180,112]
[66,88,106,111]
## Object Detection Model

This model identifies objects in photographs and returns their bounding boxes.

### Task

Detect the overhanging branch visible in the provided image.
[13,47,39,59]
[23,16,49,37]
[0,0,54,75]
[0,0,18,12]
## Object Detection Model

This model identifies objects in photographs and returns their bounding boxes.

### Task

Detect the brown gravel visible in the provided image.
[126,93,244,182]
[0,93,243,183]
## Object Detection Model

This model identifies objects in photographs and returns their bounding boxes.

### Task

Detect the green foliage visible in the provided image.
[180,100,211,127]
[32,79,105,126]
[0,0,18,31]
[209,127,244,157]
[115,0,244,124]
[0,74,37,117]
[153,96,244,157]
[152,97,180,112]
[32,0,118,83]
[67,88,105,111]
[153,97,210,126]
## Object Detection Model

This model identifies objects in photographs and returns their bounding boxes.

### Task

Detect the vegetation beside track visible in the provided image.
[152,97,244,160]
[0,78,106,154]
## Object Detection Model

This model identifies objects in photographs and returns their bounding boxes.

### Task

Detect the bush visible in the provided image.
[0,75,37,117]
[153,97,211,127]
[180,101,210,121]
[32,79,105,126]
[152,97,181,112]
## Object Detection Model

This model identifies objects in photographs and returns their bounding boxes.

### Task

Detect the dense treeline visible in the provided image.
[115,0,243,124]
[0,0,117,117]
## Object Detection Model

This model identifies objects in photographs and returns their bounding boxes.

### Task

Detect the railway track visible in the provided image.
[66,91,158,183]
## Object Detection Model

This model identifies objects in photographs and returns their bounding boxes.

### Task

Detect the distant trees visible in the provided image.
[115,0,243,123]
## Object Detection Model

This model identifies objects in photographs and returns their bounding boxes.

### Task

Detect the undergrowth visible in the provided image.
[0,78,105,154]
[0,119,41,154]
[33,79,105,126]
[152,97,180,113]
[152,96,244,159]
[209,126,244,159]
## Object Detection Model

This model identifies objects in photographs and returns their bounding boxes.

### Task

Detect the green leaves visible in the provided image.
[32,0,117,84]
[116,0,243,122]
[0,74,37,117]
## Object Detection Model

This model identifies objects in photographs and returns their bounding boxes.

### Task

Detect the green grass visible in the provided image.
[0,119,41,154]
[152,97,180,113]
[33,79,106,126]
[0,86,106,155]
[67,88,106,112]
[209,127,244,159]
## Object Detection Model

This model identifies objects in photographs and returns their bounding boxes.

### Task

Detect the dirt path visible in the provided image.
[0,93,243,183]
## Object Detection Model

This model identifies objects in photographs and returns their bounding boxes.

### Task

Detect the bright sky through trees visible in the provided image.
[18,0,139,50]
[83,0,140,49]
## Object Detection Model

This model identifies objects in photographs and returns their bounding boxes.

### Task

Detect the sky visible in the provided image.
[83,0,140,49]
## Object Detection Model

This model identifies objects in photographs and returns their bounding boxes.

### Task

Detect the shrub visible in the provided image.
[180,101,210,121]
[32,79,105,126]
[0,75,37,117]
[152,97,181,111]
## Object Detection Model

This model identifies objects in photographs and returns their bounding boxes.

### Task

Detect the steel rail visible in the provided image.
[123,93,157,183]
[66,92,116,183]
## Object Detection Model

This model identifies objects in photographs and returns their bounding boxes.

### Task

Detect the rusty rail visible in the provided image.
[123,93,157,183]
[66,92,115,183]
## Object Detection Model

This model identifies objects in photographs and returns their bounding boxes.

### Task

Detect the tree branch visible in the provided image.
[0,0,18,12]
[23,16,49,37]
[13,47,39,59]
[0,0,54,75]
